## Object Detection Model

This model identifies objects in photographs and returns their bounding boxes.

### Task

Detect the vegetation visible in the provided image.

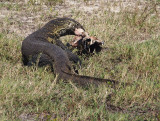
[0,0,160,120]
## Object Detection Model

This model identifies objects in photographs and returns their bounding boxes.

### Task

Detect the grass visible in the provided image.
[0,0,160,120]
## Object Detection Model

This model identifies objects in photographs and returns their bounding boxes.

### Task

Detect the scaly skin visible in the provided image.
[21,17,117,86]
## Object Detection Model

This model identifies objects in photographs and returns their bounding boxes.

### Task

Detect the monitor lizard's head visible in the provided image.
[56,18,89,38]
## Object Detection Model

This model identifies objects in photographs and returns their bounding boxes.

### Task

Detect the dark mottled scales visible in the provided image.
[21,17,116,86]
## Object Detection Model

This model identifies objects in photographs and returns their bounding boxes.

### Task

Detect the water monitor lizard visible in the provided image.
[21,17,117,86]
